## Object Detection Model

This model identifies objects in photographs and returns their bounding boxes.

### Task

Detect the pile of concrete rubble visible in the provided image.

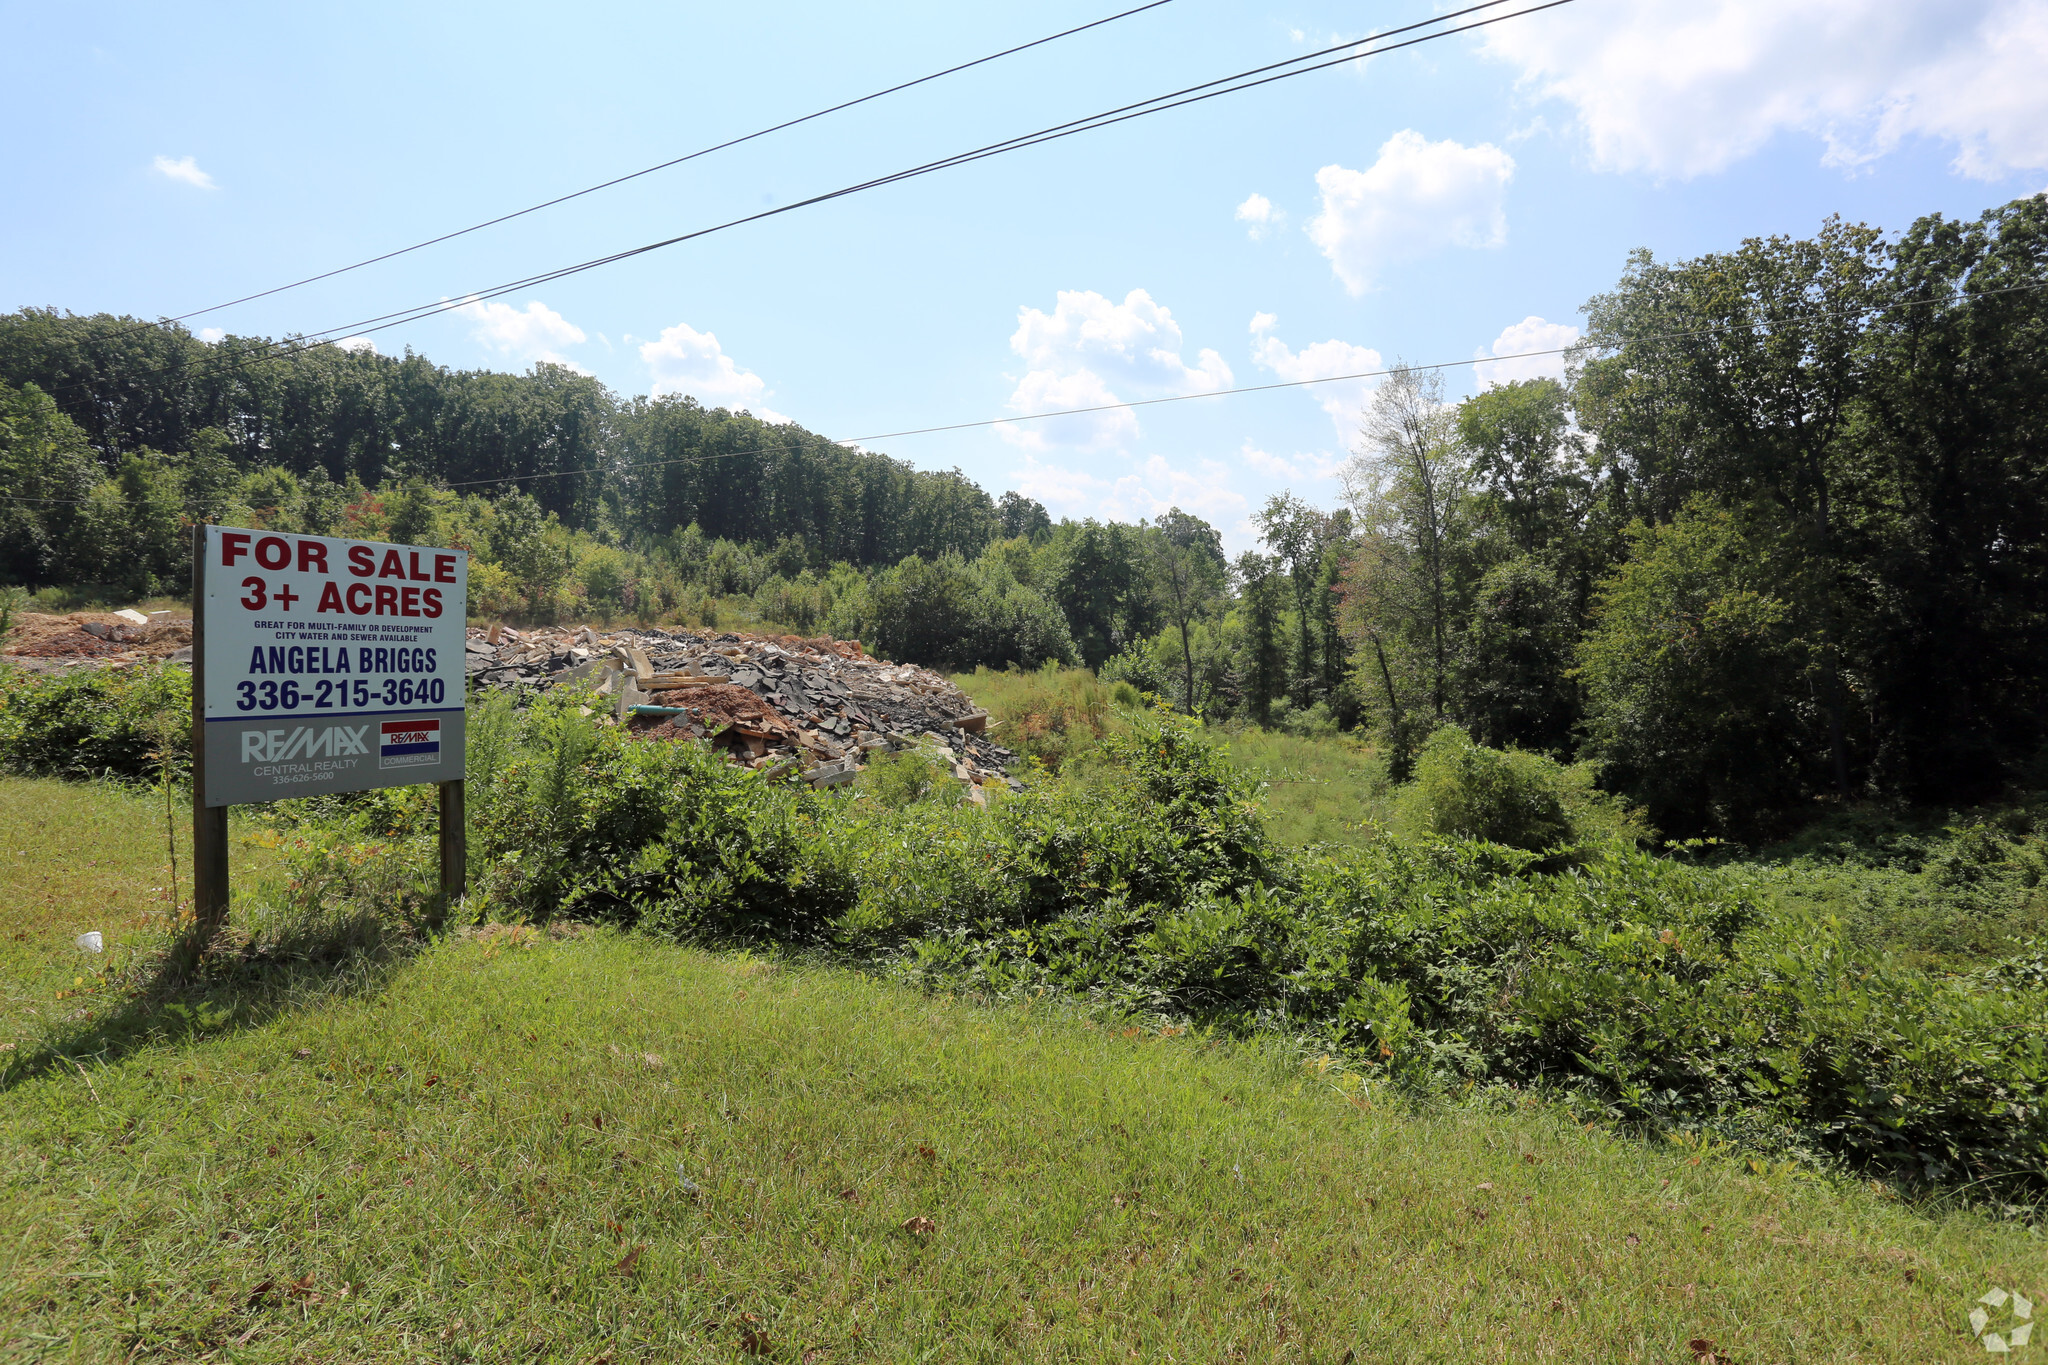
[466,624,1016,796]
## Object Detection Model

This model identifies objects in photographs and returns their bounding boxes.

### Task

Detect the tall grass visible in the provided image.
[1213,725,1393,848]
[953,664,1118,773]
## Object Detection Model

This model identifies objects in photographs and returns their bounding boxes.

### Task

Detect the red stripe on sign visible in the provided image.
[380,720,440,735]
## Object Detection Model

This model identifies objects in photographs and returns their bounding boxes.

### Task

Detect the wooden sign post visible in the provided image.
[189,523,469,931]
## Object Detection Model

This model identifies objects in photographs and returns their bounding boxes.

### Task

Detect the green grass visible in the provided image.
[2,779,2043,1362]
[952,666,1118,774]
[1726,806,2048,973]
[950,668,1396,848]
[1211,726,1393,849]
[0,778,279,1042]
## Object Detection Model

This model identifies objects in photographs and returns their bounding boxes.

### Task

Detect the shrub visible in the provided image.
[859,746,961,809]
[240,698,2047,1198]
[1402,724,1574,850]
[0,663,189,782]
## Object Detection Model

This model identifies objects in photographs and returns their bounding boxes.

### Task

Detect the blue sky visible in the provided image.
[5,0,2044,549]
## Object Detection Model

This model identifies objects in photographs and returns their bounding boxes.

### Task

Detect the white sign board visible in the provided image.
[198,526,467,806]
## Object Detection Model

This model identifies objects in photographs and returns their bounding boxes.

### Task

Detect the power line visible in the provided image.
[137,1,1180,331]
[268,0,1554,354]
[12,275,2044,510]
[26,0,1553,410]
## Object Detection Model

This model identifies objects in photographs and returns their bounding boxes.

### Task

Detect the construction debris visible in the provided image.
[465,623,1018,789]
[0,606,1017,791]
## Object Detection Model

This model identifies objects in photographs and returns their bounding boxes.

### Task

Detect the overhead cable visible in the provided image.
[148,0,1182,330]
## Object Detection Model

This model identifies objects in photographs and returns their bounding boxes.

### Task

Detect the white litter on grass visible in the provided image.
[75,931,103,952]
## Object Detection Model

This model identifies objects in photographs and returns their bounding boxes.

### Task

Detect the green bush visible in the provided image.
[0,663,189,782]
[859,746,961,809]
[267,701,2047,1197]
[1403,724,1574,850]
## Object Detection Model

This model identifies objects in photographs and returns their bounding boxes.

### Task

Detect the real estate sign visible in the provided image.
[198,526,467,807]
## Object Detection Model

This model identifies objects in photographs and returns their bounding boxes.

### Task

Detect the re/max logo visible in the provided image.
[239,725,371,763]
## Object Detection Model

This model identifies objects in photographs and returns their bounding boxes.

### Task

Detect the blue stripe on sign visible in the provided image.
[382,742,442,756]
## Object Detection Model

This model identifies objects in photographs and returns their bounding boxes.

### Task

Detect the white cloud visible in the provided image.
[1480,0,2048,179]
[1248,313,1384,442]
[639,321,787,422]
[334,336,377,355]
[1306,131,1514,294]
[1238,439,1343,482]
[999,288,1231,451]
[1236,192,1285,240]
[1009,453,1248,529]
[457,298,590,372]
[1474,316,1579,387]
[998,369,1138,452]
[197,328,225,345]
[152,155,216,189]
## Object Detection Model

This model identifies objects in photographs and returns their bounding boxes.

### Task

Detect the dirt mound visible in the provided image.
[2,612,193,665]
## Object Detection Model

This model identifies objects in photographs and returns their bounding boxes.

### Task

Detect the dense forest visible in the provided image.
[4,195,2045,837]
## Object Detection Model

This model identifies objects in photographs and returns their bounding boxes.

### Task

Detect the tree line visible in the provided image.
[4,194,2045,835]
[0,308,1013,577]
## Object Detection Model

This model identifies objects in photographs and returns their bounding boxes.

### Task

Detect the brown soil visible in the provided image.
[626,683,799,742]
[2,612,195,661]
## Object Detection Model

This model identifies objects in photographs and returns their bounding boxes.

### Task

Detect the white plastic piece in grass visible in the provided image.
[2010,1323,2032,1347]
[1974,1308,1993,1337]
[75,931,103,953]
[1983,1289,2011,1309]
[1983,1332,2009,1353]
[2013,1293,2032,1321]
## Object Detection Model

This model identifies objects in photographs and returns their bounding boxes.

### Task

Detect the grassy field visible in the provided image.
[0,779,282,1043]
[2,777,2041,1363]
[1209,725,1393,849]
[951,668,1393,848]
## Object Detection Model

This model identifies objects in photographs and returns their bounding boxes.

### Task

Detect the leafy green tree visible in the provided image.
[1236,552,1289,725]
[1044,519,1152,669]
[1457,555,1576,754]
[1147,507,1227,713]
[997,490,1052,543]
[1576,219,1887,795]
[1253,492,1349,703]
[383,477,446,547]
[1850,196,2048,798]
[861,551,1075,670]
[488,492,574,616]
[1457,378,1593,562]
[1577,502,1817,834]
[1342,363,1470,723]
[0,381,98,585]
